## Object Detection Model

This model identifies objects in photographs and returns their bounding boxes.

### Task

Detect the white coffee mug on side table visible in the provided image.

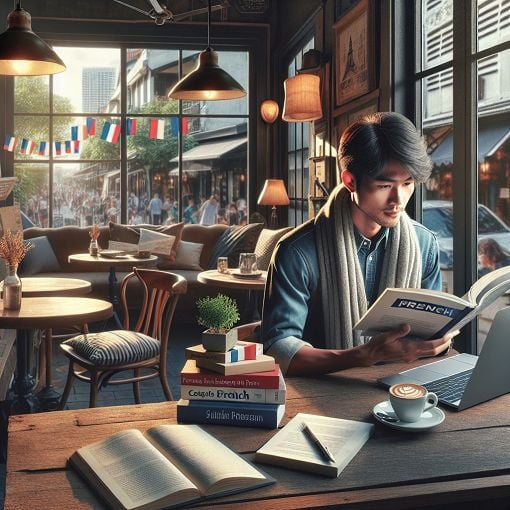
[389,383,438,423]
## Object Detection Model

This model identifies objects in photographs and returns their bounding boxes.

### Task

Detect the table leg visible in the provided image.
[35,329,61,411]
[240,290,262,323]
[10,329,40,414]
[108,265,123,328]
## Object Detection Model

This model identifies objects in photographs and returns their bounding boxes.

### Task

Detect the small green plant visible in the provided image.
[196,294,240,333]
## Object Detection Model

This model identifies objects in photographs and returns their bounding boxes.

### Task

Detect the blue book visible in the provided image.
[177,399,285,429]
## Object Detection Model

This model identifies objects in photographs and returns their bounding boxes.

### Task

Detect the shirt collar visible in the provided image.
[354,227,389,253]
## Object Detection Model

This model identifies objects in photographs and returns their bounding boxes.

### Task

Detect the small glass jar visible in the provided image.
[89,239,99,257]
[3,263,22,310]
[239,253,257,274]
[217,257,229,274]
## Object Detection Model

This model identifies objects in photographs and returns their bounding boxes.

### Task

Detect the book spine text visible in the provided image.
[180,385,286,404]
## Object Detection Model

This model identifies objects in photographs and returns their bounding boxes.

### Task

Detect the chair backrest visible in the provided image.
[120,268,187,359]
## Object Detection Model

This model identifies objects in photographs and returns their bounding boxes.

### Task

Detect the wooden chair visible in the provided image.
[58,268,187,409]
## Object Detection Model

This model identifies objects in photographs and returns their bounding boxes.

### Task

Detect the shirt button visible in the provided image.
[368,256,373,261]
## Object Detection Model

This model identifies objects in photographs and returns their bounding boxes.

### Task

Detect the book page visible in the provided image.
[147,424,268,497]
[465,265,510,305]
[75,429,198,510]
[355,288,472,338]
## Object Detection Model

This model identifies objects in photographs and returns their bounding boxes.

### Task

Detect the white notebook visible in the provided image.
[255,412,374,478]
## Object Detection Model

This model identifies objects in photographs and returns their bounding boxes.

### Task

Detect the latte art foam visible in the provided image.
[389,383,426,399]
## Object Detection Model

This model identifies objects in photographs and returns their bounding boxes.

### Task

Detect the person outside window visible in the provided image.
[478,238,510,276]
[199,194,219,225]
[148,193,163,225]
[262,112,456,376]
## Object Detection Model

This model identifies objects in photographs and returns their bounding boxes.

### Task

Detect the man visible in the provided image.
[262,112,456,376]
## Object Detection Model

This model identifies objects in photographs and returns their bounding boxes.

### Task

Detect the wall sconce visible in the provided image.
[260,99,279,123]
[0,2,66,76]
[257,179,290,228]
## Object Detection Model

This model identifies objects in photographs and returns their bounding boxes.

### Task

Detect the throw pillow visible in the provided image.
[63,330,160,366]
[19,236,60,275]
[208,223,264,269]
[255,227,293,270]
[139,228,176,256]
[165,240,204,270]
[109,222,139,244]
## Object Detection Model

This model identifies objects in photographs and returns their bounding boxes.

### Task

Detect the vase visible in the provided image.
[3,263,22,310]
[202,328,238,352]
[89,239,99,257]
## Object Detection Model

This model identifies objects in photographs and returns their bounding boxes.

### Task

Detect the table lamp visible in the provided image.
[257,179,290,228]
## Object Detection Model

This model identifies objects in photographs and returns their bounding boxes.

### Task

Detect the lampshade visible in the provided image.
[0,4,66,76]
[260,99,279,123]
[167,0,246,101]
[257,179,290,206]
[282,74,322,122]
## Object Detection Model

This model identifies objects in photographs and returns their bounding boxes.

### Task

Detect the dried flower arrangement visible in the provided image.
[0,230,33,266]
[89,224,100,241]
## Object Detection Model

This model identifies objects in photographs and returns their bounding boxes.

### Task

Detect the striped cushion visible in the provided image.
[63,330,160,366]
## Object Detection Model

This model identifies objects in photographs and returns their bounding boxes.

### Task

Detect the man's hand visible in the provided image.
[362,324,459,366]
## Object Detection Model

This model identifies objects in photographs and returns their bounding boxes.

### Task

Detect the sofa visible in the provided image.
[21,222,292,325]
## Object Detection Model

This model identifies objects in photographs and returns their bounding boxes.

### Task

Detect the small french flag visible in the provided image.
[71,126,78,141]
[54,141,62,156]
[3,135,17,152]
[38,141,49,156]
[86,117,96,136]
[101,122,121,144]
[71,126,88,141]
[182,117,189,135]
[126,118,137,136]
[149,119,165,140]
[73,140,80,154]
[65,141,72,154]
[20,139,36,155]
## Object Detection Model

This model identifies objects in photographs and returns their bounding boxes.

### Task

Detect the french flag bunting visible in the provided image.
[38,141,49,156]
[71,126,78,141]
[182,117,189,135]
[170,117,179,137]
[126,118,137,136]
[19,138,29,154]
[54,141,62,156]
[149,119,165,140]
[65,141,72,154]
[73,140,80,154]
[101,122,121,144]
[81,125,89,140]
[86,117,96,136]
[3,135,16,152]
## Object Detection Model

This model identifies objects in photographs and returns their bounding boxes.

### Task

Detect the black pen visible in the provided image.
[302,423,336,463]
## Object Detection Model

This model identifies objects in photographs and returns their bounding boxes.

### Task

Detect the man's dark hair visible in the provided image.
[338,112,432,184]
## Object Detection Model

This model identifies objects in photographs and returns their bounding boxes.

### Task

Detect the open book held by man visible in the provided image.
[355,265,510,339]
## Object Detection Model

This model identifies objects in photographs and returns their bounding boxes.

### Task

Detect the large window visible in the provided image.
[416,0,510,352]
[286,38,314,227]
[12,46,249,228]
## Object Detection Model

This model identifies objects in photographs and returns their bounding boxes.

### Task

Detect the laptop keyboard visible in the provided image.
[423,369,474,405]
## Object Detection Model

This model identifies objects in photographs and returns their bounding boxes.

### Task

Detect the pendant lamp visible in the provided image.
[0,1,66,76]
[168,0,246,100]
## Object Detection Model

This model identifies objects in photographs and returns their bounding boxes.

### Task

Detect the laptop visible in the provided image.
[378,306,510,411]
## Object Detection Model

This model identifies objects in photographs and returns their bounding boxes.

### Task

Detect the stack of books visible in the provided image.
[177,340,286,429]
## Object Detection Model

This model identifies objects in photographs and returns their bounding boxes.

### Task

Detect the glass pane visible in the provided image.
[13,116,49,160]
[423,69,453,121]
[14,163,49,228]
[127,48,180,113]
[53,47,120,113]
[14,76,49,113]
[288,124,296,151]
[421,0,453,71]
[477,0,510,52]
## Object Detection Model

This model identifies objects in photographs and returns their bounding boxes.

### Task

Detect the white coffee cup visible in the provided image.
[389,383,438,423]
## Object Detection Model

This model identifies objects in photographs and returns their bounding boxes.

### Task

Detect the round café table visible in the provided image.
[197,269,267,322]
[68,253,158,327]
[1,277,92,410]
[0,296,112,414]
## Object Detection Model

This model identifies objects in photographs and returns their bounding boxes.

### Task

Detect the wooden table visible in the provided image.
[6,354,510,509]
[198,269,267,321]
[68,253,157,327]
[0,297,112,414]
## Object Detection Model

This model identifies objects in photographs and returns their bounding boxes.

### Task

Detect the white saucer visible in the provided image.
[372,400,445,432]
[231,269,263,279]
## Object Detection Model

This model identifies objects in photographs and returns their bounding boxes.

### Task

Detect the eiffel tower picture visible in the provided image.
[342,36,356,80]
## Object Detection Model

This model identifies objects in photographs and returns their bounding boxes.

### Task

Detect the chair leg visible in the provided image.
[89,373,99,408]
[58,359,76,410]
[159,367,173,401]
[133,368,141,404]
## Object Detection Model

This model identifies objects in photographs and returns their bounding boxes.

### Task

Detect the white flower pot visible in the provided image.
[202,328,238,352]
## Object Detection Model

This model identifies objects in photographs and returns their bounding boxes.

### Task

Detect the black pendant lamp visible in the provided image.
[0,1,66,76]
[168,0,246,100]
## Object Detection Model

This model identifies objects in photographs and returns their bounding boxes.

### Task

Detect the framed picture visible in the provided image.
[333,0,375,107]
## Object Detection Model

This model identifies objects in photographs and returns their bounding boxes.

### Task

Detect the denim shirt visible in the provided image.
[261,219,442,374]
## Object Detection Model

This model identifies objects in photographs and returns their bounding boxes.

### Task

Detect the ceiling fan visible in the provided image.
[112,0,226,25]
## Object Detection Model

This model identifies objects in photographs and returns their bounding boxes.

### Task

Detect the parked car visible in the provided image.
[423,200,510,269]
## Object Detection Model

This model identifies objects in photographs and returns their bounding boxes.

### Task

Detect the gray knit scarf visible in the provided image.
[315,186,422,349]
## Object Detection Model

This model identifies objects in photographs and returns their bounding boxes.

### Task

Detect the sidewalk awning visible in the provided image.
[169,137,246,164]
[430,116,510,166]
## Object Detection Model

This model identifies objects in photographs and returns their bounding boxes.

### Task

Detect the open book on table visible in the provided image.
[69,424,274,510]
[354,265,510,339]
[255,413,374,478]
